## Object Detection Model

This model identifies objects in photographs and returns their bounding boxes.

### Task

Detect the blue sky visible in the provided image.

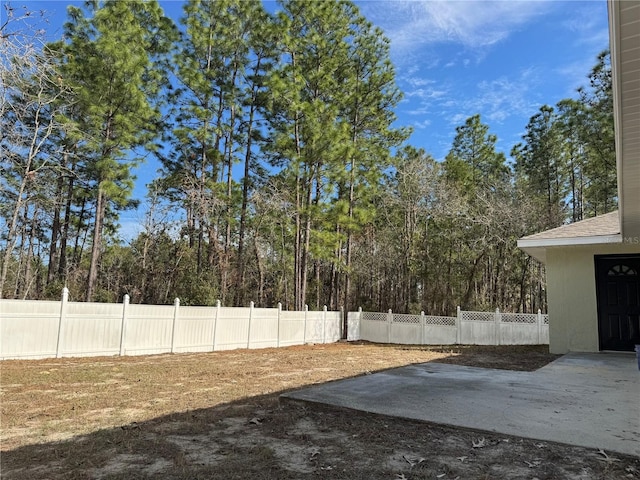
[21,0,610,238]
[361,1,610,160]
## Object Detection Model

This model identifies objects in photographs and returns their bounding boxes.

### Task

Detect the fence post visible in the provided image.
[456,306,461,345]
[247,301,254,349]
[277,302,282,347]
[420,311,425,345]
[356,306,362,341]
[55,288,69,358]
[119,294,129,356]
[387,309,393,344]
[170,297,180,353]
[212,300,220,351]
[322,305,327,344]
[537,309,543,344]
[495,308,501,346]
[303,305,308,344]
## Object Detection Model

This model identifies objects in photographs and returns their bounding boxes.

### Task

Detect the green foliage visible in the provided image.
[512,105,568,228]
[444,114,509,193]
[50,0,177,300]
[1,3,614,316]
[513,50,616,226]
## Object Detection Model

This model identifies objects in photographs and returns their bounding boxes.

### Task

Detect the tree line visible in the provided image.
[0,0,616,318]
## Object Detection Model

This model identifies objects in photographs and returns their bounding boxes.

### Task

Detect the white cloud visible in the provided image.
[448,112,469,126]
[562,3,610,48]
[405,105,431,115]
[472,74,539,123]
[405,86,448,100]
[554,3,609,95]
[412,119,432,129]
[402,67,542,129]
[360,0,555,64]
[405,77,437,88]
[401,76,449,113]
[556,59,594,94]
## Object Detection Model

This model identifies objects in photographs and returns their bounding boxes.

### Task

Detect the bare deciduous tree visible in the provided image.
[0,5,73,296]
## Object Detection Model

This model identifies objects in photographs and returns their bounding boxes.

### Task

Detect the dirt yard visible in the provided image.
[1,342,638,479]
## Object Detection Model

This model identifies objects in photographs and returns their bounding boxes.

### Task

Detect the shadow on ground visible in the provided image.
[3,347,638,480]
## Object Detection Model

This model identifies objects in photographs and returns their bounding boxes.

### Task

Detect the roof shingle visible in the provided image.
[520,211,620,241]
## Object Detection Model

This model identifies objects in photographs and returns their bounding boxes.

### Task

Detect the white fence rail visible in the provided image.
[1,290,549,360]
[0,289,342,360]
[347,307,549,346]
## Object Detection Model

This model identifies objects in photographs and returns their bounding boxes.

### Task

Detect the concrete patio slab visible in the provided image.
[280,352,640,457]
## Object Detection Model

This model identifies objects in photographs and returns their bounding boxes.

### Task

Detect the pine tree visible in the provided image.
[444,114,509,193]
[512,106,568,228]
[54,0,176,301]
[266,0,405,312]
[577,50,616,215]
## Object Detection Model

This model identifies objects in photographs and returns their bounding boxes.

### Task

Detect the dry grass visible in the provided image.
[1,342,458,449]
[1,343,637,479]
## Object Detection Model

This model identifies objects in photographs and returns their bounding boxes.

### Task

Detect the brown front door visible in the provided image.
[595,255,640,351]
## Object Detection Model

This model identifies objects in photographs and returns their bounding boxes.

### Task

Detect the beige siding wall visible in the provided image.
[546,243,640,354]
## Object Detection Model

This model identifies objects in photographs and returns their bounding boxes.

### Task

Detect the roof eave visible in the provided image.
[517,234,623,264]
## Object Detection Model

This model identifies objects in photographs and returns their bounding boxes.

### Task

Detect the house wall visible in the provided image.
[546,242,640,354]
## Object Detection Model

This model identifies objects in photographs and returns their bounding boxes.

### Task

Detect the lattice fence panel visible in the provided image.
[362,312,388,322]
[424,315,456,326]
[461,311,494,322]
[500,313,537,324]
[392,313,421,324]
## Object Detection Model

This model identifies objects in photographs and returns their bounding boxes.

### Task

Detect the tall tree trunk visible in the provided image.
[300,170,313,310]
[47,175,65,285]
[292,53,303,309]
[72,195,87,270]
[57,174,75,282]
[0,152,34,296]
[13,223,27,298]
[86,187,105,302]
[294,173,302,309]
[342,160,355,337]
[236,76,259,305]
[254,235,265,305]
[22,208,40,299]
[222,106,236,304]
[329,221,344,311]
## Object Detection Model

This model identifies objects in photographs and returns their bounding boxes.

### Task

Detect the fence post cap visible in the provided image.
[277,302,282,310]
[216,300,221,307]
[323,305,327,311]
[174,297,180,306]
[123,294,130,303]
[250,301,254,308]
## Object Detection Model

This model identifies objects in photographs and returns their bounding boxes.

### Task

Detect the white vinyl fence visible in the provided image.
[0,289,342,360]
[1,289,549,360]
[347,307,549,346]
